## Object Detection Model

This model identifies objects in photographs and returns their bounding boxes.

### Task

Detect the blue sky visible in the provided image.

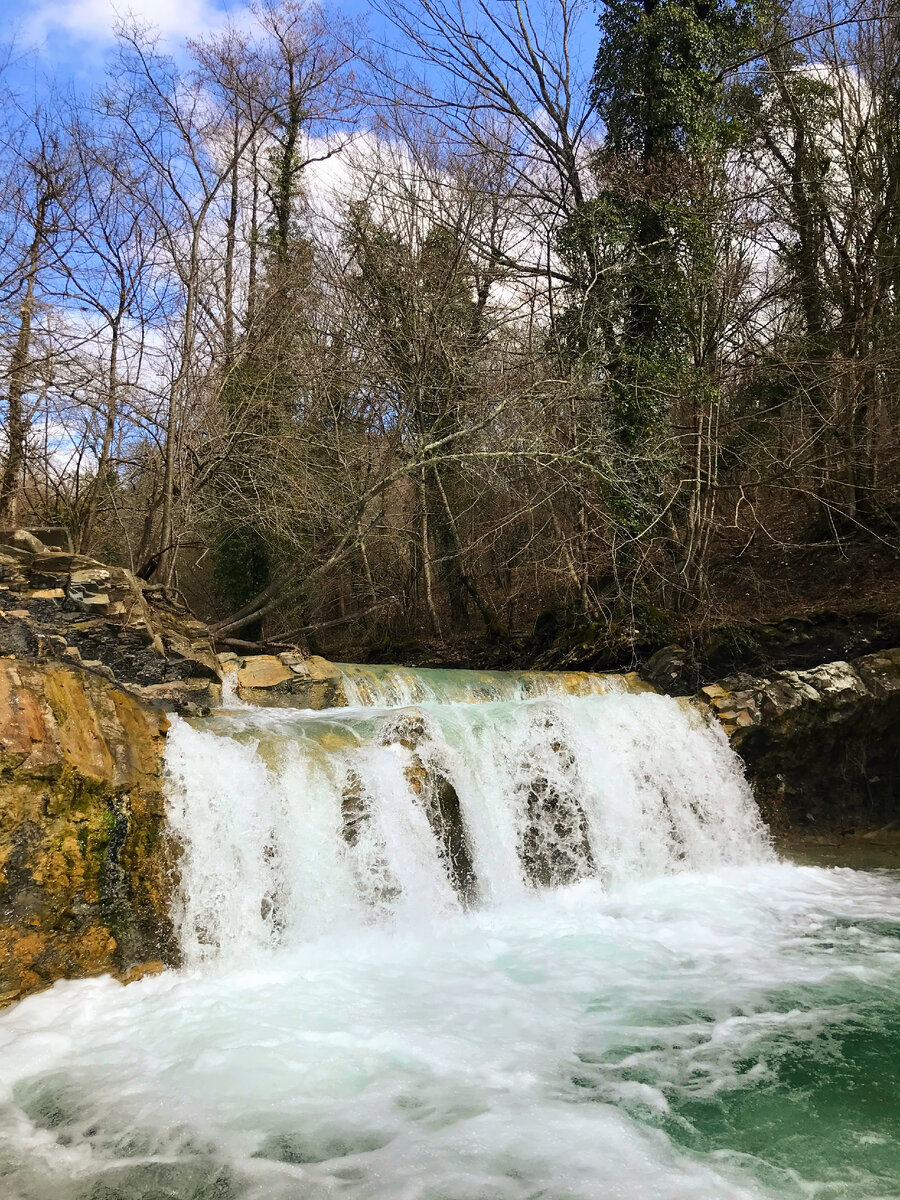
[0,0,377,96]
[1,0,599,109]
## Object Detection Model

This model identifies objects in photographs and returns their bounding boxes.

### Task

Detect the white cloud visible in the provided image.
[28,0,232,48]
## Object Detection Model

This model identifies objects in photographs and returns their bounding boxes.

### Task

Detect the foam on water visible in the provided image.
[162,690,770,962]
[1,674,898,1200]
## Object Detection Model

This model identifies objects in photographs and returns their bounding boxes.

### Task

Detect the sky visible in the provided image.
[1,0,600,109]
[0,0,375,96]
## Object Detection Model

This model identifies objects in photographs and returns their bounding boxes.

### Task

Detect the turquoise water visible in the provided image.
[1,863,898,1199]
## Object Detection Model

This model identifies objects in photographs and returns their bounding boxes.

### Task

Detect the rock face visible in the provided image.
[222,652,347,709]
[0,659,177,1007]
[697,649,900,832]
[0,527,220,713]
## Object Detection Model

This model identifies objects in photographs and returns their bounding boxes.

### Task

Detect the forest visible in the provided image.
[0,0,897,666]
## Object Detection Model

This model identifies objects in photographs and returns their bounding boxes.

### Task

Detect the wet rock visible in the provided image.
[233,651,347,709]
[519,728,593,888]
[0,660,177,1006]
[339,769,401,912]
[340,770,368,848]
[695,649,900,833]
[642,644,700,694]
[522,778,593,888]
[376,711,478,905]
[408,764,477,905]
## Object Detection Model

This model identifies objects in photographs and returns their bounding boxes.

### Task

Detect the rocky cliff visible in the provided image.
[0,659,176,1007]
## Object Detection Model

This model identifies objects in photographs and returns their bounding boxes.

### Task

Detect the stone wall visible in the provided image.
[697,649,900,832]
[0,660,177,1007]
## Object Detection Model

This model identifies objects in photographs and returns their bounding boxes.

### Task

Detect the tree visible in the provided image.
[0,110,72,526]
[549,0,760,607]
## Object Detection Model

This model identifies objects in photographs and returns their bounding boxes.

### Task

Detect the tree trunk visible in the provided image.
[0,191,49,527]
[77,314,121,552]
[223,107,240,366]
[419,469,441,637]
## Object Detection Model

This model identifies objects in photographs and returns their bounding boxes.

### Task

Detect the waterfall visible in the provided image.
[8,668,900,1200]
[163,671,771,965]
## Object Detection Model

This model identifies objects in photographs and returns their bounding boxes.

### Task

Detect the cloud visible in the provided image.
[28,0,233,49]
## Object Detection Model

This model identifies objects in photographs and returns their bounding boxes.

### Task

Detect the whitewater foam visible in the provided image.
[162,690,771,963]
[2,866,900,1199]
[2,674,897,1200]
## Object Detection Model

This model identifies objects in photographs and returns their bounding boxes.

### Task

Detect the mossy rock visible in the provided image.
[0,660,177,1006]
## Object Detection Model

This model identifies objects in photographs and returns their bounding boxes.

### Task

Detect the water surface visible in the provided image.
[1,684,895,1199]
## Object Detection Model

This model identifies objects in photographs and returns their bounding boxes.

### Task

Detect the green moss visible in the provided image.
[45,767,112,817]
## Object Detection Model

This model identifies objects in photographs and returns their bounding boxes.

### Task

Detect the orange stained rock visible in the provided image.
[13,932,47,962]
[0,659,175,1008]
[120,959,166,985]
[0,662,52,762]
[41,666,116,784]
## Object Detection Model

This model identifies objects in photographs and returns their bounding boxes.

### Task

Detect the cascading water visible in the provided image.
[2,669,900,1200]
[163,686,770,963]
[330,662,624,706]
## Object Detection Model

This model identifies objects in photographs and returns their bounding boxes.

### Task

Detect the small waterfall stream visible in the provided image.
[2,667,900,1200]
[164,674,770,963]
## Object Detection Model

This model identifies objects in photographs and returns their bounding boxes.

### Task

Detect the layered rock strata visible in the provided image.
[0,528,220,712]
[697,649,900,832]
[220,652,344,709]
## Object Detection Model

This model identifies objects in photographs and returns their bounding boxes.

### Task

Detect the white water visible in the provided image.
[2,675,899,1200]
[162,690,770,963]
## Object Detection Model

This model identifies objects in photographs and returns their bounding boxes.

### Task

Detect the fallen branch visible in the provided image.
[272,598,395,641]
[217,636,303,653]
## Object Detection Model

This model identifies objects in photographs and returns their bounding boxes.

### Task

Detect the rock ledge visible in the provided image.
[696,649,900,831]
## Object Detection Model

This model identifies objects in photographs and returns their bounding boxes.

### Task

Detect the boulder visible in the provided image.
[236,655,293,690]
[233,651,347,709]
[0,529,45,554]
[642,644,700,694]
